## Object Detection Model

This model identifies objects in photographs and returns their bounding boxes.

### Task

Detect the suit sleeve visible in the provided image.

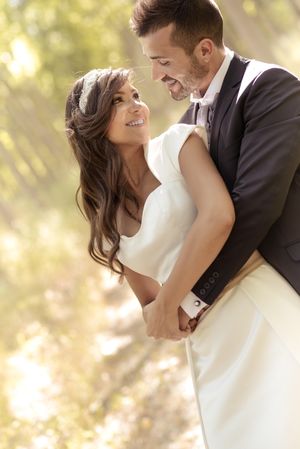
[192,68,300,304]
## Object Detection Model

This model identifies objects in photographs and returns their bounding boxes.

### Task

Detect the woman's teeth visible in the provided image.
[126,119,144,127]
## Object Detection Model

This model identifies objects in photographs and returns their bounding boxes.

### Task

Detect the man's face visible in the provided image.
[140,24,210,100]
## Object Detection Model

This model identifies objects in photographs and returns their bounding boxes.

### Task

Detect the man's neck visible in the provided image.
[193,47,233,99]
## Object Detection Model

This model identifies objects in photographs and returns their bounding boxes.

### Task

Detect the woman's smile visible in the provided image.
[126,118,145,127]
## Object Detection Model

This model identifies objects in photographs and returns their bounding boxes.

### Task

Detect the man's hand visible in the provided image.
[143,300,190,341]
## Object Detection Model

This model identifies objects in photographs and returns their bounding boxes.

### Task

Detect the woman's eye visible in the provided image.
[112,96,122,105]
[133,92,140,101]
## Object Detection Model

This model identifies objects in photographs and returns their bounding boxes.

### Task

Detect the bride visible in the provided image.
[65,67,300,449]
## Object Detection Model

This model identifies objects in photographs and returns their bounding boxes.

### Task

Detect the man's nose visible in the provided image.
[151,61,165,81]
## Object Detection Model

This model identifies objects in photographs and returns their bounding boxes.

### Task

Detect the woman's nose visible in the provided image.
[128,98,142,111]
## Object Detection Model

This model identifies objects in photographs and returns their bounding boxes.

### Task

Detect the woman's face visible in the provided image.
[106,80,150,151]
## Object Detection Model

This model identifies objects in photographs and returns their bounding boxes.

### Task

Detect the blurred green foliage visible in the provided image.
[1,0,134,104]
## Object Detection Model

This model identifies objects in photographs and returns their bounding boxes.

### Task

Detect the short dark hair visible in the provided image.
[130,0,223,54]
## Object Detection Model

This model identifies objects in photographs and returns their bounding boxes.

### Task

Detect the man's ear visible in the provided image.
[193,39,214,63]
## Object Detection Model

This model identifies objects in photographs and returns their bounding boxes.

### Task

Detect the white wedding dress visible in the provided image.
[118,124,300,449]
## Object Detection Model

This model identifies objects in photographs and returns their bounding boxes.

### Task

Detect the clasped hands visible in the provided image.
[142,298,200,341]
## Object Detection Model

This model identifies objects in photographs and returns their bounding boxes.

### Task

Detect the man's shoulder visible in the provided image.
[232,53,297,80]
[237,59,278,100]
[233,53,288,71]
[242,58,294,78]
[237,57,299,100]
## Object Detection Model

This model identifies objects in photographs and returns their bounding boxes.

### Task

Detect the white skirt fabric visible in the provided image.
[186,262,300,449]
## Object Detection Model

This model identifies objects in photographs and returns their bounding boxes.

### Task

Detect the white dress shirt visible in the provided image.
[191,47,234,129]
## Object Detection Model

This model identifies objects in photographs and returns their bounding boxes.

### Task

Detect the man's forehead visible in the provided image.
[140,24,178,58]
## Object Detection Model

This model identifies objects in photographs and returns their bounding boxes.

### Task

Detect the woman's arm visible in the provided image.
[124,265,160,307]
[144,131,235,340]
[124,266,191,339]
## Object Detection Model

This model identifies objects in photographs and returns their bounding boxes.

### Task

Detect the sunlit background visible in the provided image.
[1,1,300,448]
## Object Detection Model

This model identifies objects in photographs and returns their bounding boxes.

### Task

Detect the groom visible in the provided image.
[131,0,300,338]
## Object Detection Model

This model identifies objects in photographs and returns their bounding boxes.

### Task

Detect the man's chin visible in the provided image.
[164,80,189,101]
[169,90,189,101]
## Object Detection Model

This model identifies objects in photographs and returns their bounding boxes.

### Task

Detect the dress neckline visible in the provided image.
[120,184,163,240]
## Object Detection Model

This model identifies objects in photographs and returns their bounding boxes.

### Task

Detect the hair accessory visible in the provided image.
[79,69,102,113]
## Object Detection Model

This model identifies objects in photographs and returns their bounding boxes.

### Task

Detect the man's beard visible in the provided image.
[166,55,209,101]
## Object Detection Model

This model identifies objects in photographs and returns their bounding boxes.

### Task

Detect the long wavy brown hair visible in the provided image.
[65,68,140,275]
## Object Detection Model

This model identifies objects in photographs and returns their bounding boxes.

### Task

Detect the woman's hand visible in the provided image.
[142,299,191,341]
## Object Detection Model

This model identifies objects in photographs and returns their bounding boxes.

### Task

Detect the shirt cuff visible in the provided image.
[180,291,208,318]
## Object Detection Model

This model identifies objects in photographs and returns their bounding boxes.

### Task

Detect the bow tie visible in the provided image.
[194,93,219,148]
[190,93,217,107]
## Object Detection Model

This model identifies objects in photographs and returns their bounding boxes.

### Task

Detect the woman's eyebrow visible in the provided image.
[114,88,137,95]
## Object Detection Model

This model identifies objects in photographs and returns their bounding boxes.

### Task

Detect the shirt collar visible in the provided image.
[190,47,234,106]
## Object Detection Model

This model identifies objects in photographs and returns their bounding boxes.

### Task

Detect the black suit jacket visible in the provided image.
[180,54,300,304]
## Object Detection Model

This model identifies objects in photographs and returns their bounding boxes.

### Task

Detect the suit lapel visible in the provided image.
[210,55,249,164]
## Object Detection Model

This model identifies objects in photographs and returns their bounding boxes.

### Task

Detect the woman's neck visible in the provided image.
[122,145,149,190]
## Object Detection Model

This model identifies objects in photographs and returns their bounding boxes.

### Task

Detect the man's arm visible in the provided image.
[192,67,300,304]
